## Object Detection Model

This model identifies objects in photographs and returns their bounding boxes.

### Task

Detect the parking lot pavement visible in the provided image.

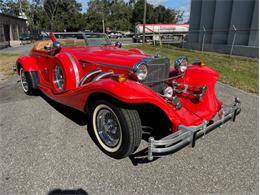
[0,43,34,55]
[0,75,258,195]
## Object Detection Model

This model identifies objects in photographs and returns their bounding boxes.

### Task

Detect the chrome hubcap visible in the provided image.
[96,108,121,147]
[20,69,28,92]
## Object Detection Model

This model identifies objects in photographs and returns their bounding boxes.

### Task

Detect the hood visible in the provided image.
[62,46,149,69]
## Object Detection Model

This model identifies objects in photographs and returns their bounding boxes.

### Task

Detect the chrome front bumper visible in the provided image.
[147,97,241,161]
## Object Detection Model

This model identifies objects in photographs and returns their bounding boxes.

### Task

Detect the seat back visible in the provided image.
[33,39,86,52]
[33,40,53,51]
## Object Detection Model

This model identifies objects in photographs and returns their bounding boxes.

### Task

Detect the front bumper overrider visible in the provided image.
[147,97,241,161]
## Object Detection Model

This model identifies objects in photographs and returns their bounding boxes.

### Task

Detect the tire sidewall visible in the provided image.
[92,103,123,153]
[91,100,134,158]
[20,68,29,94]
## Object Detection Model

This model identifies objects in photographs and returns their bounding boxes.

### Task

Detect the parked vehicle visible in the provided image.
[133,23,189,43]
[20,32,47,45]
[15,32,241,160]
[20,33,32,41]
[107,31,123,39]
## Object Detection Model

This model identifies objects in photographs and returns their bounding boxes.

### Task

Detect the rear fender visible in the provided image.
[50,52,83,93]
[16,55,39,74]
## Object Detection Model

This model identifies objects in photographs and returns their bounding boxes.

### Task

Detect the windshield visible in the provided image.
[53,33,112,47]
[85,33,112,46]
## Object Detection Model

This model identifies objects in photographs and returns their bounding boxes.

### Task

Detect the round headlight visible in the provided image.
[175,56,188,73]
[136,63,148,81]
[163,86,173,98]
[54,64,65,91]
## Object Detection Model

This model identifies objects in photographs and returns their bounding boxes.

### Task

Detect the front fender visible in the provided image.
[176,65,222,121]
[16,55,39,74]
[51,79,204,131]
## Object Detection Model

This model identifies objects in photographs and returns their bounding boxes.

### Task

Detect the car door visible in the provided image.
[32,40,53,86]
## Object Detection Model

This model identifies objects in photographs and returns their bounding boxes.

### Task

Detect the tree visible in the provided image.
[131,0,154,26]
[131,0,184,28]
[0,0,30,16]
[85,0,132,32]
[43,0,61,30]
[106,0,132,31]
[43,0,84,31]
[85,0,106,32]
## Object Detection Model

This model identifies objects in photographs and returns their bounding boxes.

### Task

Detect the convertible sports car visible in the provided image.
[15,32,241,160]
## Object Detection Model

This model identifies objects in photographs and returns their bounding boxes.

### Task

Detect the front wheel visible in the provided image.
[91,100,142,159]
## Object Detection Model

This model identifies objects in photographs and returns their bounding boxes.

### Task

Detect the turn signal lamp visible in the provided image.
[112,75,127,82]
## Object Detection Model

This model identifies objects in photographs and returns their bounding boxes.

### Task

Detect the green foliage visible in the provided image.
[0,0,184,32]
[85,0,133,32]
[131,0,183,26]
[0,0,30,16]
[43,0,84,31]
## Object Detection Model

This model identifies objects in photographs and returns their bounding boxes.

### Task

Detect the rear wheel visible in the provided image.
[91,100,142,159]
[20,68,35,95]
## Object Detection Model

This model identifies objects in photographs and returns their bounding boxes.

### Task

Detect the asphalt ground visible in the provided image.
[0,43,34,55]
[0,71,258,195]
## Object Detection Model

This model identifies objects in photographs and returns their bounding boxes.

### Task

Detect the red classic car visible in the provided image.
[16,32,241,160]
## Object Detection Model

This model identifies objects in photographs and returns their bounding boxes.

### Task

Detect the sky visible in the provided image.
[77,0,191,22]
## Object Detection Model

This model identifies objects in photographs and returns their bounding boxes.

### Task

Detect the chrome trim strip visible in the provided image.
[65,52,80,87]
[79,59,130,70]
[79,69,102,86]
[93,70,114,81]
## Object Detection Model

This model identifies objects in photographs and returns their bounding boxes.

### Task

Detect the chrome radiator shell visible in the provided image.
[142,58,170,93]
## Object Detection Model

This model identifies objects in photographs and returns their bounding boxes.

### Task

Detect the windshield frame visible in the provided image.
[52,32,112,47]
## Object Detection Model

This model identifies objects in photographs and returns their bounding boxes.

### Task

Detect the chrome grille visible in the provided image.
[143,58,170,93]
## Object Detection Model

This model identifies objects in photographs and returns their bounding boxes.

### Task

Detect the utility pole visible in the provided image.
[142,0,147,44]
[101,2,105,33]
[18,0,22,16]
[102,17,105,33]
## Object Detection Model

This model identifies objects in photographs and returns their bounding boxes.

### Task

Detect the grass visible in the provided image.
[0,53,19,82]
[124,44,259,94]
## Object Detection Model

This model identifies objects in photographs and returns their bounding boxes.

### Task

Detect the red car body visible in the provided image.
[16,32,240,160]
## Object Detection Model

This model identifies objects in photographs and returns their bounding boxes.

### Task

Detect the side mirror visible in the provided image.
[53,41,61,49]
[115,42,122,48]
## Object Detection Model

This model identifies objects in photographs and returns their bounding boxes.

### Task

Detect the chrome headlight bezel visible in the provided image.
[175,56,188,73]
[133,63,148,81]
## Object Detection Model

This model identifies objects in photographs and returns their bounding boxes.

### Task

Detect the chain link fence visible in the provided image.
[179,26,259,58]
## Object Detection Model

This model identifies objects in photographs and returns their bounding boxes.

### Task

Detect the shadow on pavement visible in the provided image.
[40,92,88,126]
[48,188,88,195]
[39,91,182,166]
